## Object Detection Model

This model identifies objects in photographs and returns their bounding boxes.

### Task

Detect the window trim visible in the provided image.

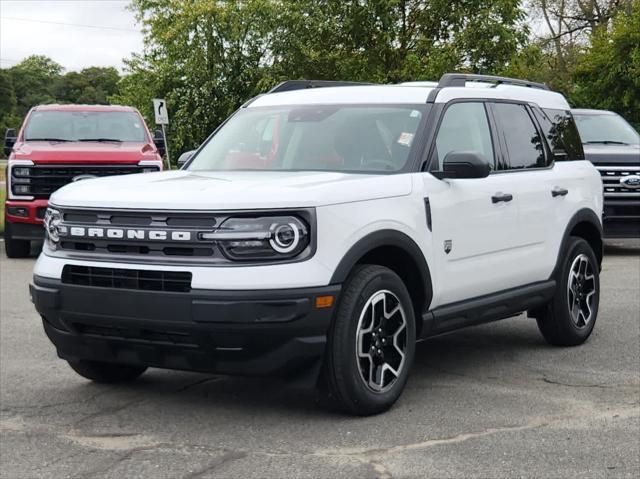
[421,99,499,172]
[487,100,555,174]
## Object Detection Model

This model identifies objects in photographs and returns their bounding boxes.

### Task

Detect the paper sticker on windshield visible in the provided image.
[397,132,414,146]
[410,110,421,118]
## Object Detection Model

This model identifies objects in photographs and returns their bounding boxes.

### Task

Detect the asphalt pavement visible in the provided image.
[1,240,639,478]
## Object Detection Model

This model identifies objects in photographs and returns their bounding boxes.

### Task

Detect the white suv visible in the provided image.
[31,74,603,415]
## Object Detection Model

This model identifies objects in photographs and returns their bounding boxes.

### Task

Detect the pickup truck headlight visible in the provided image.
[201,216,310,261]
[43,207,64,247]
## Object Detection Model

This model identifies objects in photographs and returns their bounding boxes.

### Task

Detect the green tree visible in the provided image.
[117,0,529,161]
[571,0,640,129]
[55,67,121,104]
[7,55,63,117]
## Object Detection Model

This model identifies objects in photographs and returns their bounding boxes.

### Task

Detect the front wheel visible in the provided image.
[4,221,31,258]
[536,237,600,346]
[323,265,416,416]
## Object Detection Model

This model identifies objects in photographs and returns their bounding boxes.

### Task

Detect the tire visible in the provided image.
[324,264,416,416]
[67,360,147,383]
[4,221,31,258]
[536,237,600,346]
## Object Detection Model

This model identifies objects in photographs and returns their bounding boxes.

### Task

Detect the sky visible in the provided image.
[0,0,143,72]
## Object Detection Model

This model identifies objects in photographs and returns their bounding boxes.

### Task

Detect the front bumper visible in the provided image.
[5,199,48,240]
[603,200,640,238]
[31,276,340,376]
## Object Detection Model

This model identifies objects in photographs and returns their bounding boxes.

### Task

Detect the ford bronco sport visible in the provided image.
[30,74,603,415]
[4,104,165,258]
[572,109,640,238]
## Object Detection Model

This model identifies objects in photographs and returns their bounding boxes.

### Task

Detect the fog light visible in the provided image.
[7,206,29,217]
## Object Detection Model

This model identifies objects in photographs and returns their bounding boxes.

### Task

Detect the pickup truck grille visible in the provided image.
[595,166,640,199]
[11,164,154,199]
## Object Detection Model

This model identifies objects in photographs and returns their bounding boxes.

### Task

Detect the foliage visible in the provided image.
[116,0,529,160]
[571,0,640,129]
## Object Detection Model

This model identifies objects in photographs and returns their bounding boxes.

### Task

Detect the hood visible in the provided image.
[583,143,640,165]
[11,141,158,164]
[50,170,414,209]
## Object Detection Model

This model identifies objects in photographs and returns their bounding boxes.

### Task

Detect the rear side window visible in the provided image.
[493,103,547,169]
[535,108,585,160]
[432,102,495,170]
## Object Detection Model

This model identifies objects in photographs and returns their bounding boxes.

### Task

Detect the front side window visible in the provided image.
[432,102,495,170]
[573,113,640,146]
[24,111,148,142]
[493,103,547,169]
[187,105,425,173]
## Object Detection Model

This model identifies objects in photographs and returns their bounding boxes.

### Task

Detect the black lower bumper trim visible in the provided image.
[7,221,43,240]
[31,276,340,376]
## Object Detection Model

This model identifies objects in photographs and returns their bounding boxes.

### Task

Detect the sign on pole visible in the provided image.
[152,99,171,169]
[153,99,169,124]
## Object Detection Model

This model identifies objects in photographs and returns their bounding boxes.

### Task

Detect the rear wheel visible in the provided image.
[67,360,147,383]
[323,265,416,416]
[536,237,600,346]
[4,221,31,258]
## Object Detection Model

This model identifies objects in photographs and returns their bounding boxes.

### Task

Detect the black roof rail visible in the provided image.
[437,73,550,91]
[268,80,373,94]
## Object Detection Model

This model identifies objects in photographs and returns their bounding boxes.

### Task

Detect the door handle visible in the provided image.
[551,187,568,197]
[491,193,513,203]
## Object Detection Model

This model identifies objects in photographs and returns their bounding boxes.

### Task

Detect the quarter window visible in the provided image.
[432,102,495,170]
[493,103,547,169]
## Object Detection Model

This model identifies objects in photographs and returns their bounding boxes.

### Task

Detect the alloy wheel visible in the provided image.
[566,253,596,328]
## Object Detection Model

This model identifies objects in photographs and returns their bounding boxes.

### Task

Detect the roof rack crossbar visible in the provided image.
[268,80,373,94]
[437,73,550,91]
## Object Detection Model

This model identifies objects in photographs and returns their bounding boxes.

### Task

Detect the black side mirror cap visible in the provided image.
[177,150,195,169]
[4,128,17,157]
[432,151,491,179]
[153,129,166,156]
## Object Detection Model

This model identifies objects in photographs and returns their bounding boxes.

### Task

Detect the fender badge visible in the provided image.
[444,239,452,254]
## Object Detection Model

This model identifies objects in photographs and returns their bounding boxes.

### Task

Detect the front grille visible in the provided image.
[57,208,226,262]
[11,164,152,198]
[596,166,640,200]
[62,265,192,292]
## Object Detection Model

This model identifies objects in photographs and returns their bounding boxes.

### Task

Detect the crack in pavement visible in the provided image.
[540,377,627,389]
[180,450,248,479]
[174,376,222,393]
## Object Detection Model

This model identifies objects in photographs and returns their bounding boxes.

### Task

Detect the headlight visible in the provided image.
[43,208,64,246]
[12,167,31,177]
[201,216,310,261]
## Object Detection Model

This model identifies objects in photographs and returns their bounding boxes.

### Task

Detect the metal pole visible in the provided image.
[161,123,171,170]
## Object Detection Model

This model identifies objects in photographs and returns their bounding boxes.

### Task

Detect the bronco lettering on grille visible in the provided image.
[66,227,193,241]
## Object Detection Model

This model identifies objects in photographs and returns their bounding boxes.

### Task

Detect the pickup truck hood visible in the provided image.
[583,144,640,165]
[11,141,158,164]
[50,170,414,209]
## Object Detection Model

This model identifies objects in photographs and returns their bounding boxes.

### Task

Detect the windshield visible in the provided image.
[24,110,148,142]
[187,105,425,173]
[574,113,640,145]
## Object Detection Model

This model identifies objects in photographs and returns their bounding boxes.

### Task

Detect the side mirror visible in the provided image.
[177,150,195,169]
[432,151,491,179]
[4,128,17,157]
[153,129,166,156]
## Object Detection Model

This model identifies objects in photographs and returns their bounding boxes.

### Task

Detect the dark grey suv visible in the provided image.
[573,109,640,238]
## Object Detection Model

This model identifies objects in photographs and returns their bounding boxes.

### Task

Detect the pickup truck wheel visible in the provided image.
[67,360,147,383]
[536,237,600,346]
[4,221,31,258]
[324,265,415,416]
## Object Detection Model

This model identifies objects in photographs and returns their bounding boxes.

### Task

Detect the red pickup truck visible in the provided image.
[3,104,165,257]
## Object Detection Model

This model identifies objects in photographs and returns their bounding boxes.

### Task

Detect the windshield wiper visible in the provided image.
[78,138,123,142]
[584,140,629,145]
[25,138,71,142]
